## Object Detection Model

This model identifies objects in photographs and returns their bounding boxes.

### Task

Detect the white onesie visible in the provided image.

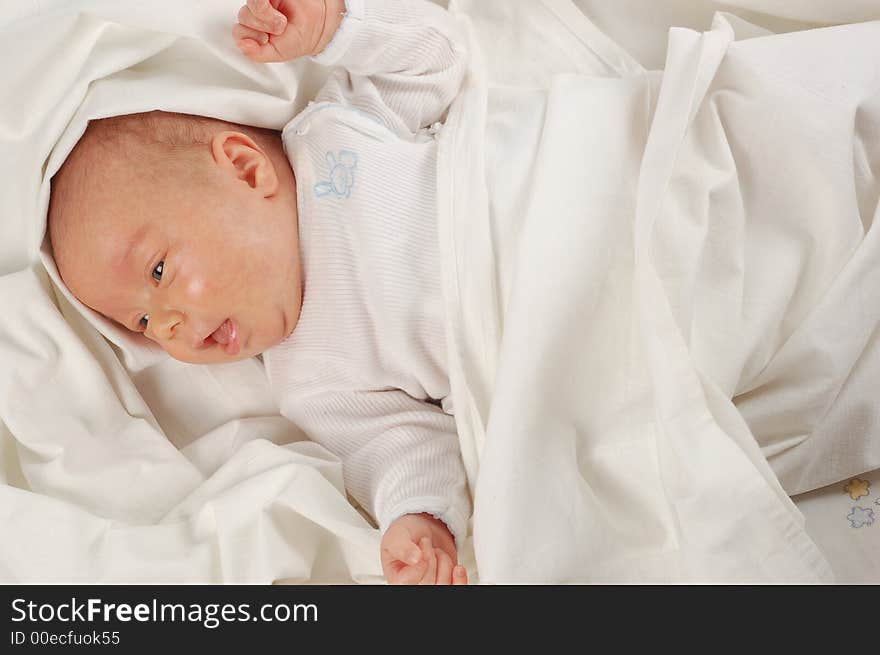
[263,0,471,544]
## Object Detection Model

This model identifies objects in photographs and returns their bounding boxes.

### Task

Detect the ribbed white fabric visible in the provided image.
[263,0,471,545]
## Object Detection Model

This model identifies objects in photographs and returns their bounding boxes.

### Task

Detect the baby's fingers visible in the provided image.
[381,526,422,568]
[238,1,287,35]
[233,23,269,48]
[417,538,437,585]
[397,561,430,585]
[435,549,454,585]
[385,560,427,585]
[236,39,287,63]
[453,565,468,585]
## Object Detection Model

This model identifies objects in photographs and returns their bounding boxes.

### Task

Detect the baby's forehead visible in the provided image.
[50,178,151,272]
[48,111,224,281]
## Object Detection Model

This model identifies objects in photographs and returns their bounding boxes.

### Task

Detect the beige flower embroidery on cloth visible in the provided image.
[844,478,870,501]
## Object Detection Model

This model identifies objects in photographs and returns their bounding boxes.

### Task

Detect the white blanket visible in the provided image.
[1,0,878,583]
[438,0,880,581]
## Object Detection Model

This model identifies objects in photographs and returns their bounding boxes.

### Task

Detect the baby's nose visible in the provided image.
[147,308,183,341]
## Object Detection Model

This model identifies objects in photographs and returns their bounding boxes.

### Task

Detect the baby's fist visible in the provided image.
[380,513,468,585]
[233,0,346,63]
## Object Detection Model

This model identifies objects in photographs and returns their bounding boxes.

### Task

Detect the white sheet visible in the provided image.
[438,0,879,581]
[1,0,877,583]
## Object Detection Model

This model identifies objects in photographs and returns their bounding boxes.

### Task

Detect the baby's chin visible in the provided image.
[162,335,285,365]
[164,345,258,365]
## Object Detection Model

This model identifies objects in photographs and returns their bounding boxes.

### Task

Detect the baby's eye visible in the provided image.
[152,260,164,282]
[139,315,150,330]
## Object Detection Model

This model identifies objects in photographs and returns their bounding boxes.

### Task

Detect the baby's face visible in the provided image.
[57,136,302,364]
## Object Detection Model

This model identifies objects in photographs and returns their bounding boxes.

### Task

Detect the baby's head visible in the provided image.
[48,110,302,364]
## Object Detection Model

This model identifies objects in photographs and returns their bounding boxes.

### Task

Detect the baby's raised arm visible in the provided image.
[234,0,346,62]
[235,0,468,136]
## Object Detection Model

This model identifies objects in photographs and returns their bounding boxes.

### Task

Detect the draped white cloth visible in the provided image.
[440,0,879,581]
[1,0,877,582]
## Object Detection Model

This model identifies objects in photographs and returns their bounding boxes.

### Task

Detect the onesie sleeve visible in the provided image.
[310,0,468,136]
[282,387,471,547]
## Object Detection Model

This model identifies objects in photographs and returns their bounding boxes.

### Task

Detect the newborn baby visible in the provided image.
[48,0,471,585]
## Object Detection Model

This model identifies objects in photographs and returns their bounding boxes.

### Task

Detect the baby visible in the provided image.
[48,0,471,585]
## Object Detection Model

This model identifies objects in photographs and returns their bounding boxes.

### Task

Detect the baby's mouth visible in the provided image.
[209,318,240,356]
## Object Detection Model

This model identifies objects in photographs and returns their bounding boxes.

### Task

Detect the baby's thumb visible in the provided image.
[383,526,422,565]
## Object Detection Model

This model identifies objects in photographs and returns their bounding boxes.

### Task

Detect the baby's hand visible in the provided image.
[233,0,346,63]
[381,513,468,585]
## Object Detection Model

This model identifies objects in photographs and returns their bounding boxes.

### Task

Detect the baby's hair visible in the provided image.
[48,110,279,277]
[86,110,279,153]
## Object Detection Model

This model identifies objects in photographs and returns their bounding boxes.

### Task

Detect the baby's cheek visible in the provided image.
[176,267,224,316]
[175,257,213,301]
[183,276,206,300]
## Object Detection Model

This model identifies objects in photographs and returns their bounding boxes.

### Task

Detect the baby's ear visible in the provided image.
[210,131,278,197]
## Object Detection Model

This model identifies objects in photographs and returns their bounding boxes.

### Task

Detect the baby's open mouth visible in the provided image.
[208,318,240,356]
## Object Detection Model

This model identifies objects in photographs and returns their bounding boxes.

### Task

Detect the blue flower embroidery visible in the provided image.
[314,150,358,198]
[847,506,875,528]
